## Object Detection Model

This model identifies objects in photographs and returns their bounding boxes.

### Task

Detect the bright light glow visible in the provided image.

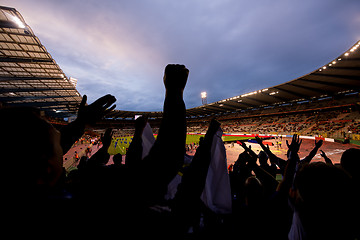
[201,91,207,98]
[322,66,327,69]
[241,91,258,97]
[332,61,336,64]
[344,52,349,56]
[3,11,26,28]
[11,15,25,28]
[269,91,279,95]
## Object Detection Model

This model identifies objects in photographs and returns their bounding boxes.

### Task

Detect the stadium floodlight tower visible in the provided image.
[201,91,207,105]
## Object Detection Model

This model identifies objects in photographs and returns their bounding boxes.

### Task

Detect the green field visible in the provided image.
[185,134,255,144]
[108,134,257,155]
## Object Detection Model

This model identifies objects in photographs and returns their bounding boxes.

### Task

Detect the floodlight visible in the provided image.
[201,92,207,105]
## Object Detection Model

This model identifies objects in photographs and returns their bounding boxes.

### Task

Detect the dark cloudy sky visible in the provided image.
[3,0,360,111]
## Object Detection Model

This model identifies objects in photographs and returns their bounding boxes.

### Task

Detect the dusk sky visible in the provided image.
[3,0,360,111]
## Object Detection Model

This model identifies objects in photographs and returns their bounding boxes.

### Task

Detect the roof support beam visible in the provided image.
[0,87,76,93]
[0,47,45,55]
[259,92,290,103]
[5,101,79,107]
[273,86,309,99]
[0,57,53,63]
[242,96,272,105]
[0,95,80,102]
[186,107,219,116]
[310,73,360,82]
[0,76,65,81]
[329,66,360,71]
[231,100,257,108]
[0,30,34,37]
[208,104,234,112]
[0,40,41,47]
[287,82,330,95]
[300,77,360,90]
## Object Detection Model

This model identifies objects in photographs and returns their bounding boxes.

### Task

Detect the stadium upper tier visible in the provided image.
[0,6,82,118]
[0,6,359,120]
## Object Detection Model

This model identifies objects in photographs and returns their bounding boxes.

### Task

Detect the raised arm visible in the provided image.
[301,139,323,164]
[87,128,113,167]
[277,134,302,195]
[255,136,287,173]
[139,64,189,204]
[60,94,116,154]
[239,140,279,191]
[320,150,333,165]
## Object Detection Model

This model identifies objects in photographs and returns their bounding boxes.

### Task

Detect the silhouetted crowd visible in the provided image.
[0,64,359,239]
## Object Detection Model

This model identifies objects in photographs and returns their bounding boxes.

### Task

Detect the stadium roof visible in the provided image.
[0,6,82,118]
[0,5,359,121]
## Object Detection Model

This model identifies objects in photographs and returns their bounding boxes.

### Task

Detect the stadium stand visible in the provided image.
[187,93,360,139]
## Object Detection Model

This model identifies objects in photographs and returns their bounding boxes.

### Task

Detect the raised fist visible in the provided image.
[163,64,189,92]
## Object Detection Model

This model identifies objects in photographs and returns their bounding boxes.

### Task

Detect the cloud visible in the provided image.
[3,0,360,111]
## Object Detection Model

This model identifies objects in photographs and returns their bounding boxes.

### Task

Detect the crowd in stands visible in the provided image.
[348,121,360,134]
[187,105,359,139]
[103,94,360,140]
[1,64,359,239]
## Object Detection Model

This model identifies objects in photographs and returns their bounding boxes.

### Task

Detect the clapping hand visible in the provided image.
[238,141,258,168]
[286,134,302,161]
[77,94,116,124]
[286,134,302,153]
[320,150,333,165]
